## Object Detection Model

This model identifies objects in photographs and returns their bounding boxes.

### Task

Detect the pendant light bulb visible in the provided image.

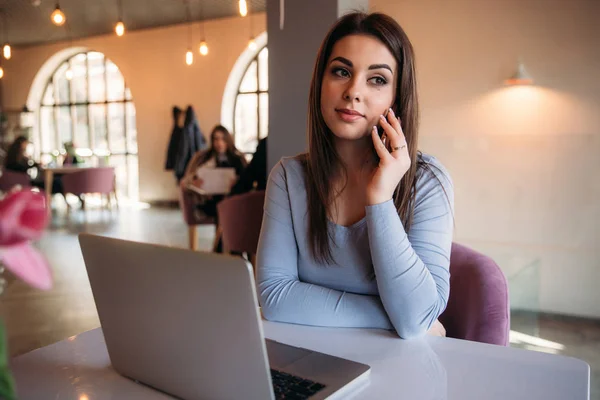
[51,5,66,26]
[115,20,125,37]
[239,0,248,17]
[185,50,194,66]
[3,44,11,60]
[199,41,209,56]
[0,67,4,79]
[65,69,73,80]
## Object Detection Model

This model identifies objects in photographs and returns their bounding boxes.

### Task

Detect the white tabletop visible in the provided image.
[11,322,590,400]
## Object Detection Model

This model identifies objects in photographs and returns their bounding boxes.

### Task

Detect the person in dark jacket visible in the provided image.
[4,136,38,173]
[230,136,268,195]
[180,125,247,253]
[4,135,62,194]
[180,125,247,216]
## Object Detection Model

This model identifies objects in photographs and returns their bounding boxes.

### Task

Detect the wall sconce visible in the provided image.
[505,60,533,86]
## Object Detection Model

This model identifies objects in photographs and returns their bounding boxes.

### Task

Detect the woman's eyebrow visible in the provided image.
[368,63,393,74]
[330,57,393,74]
[330,56,352,67]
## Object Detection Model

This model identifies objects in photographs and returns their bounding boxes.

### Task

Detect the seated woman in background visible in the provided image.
[4,135,38,173]
[256,12,454,339]
[180,125,247,219]
[4,136,63,194]
[63,141,83,166]
[230,136,267,196]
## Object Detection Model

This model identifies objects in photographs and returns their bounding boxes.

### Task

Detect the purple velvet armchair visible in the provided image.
[0,169,31,192]
[179,186,217,251]
[61,167,117,209]
[439,243,510,346]
[216,190,266,267]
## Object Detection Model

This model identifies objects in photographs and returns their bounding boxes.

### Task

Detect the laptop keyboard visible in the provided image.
[271,369,327,399]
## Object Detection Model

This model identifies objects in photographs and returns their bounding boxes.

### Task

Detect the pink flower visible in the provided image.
[0,190,48,245]
[0,189,52,290]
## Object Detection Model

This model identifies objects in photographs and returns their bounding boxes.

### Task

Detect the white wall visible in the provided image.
[372,0,600,317]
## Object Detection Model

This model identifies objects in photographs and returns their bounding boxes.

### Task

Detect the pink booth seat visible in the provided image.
[0,169,31,192]
[60,167,117,209]
[439,243,510,346]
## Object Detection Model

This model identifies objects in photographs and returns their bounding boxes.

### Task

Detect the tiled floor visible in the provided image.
[1,206,598,398]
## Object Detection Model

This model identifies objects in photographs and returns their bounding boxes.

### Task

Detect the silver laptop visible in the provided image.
[79,234,370,400]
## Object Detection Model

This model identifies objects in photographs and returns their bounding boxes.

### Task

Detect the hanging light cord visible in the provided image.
[117,0,123,21]
[185,0,192,48]
[2,11,8,43]
[199,0,205,40]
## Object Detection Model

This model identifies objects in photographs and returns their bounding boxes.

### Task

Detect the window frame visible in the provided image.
[233,46,268,156]
[38,51,136,159]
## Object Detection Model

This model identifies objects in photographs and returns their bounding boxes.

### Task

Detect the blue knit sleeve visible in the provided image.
[256,161,394,329]
[365,160,454,338]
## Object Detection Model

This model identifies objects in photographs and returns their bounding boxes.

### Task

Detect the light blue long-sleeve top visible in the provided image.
[256,153,454,339]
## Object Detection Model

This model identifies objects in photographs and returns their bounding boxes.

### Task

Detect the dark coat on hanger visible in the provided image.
[165,106,184,171]
[166,106,207,182]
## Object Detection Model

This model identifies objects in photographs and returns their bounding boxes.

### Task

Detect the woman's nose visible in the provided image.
[342,79,362,102]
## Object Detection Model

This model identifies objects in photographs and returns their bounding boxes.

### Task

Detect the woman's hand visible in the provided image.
[427,319,447,337]
[366,108,411,205]
[191,177,204,188]
[180,176,204,190]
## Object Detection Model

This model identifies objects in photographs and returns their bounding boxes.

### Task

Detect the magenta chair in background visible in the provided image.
[179,186,217,251]
[61,167,117,209]
[217,190,266,268]
[0,169,31,192]
[439,243,510,346]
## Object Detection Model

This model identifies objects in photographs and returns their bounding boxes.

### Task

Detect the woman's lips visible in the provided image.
[335,108,364,122]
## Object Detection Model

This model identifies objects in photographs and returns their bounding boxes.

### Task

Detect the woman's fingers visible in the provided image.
[387,109,405,142]
[371,126,394,163]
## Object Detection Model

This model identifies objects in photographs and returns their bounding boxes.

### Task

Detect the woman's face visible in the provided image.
[320,34,397,142]
[213,131,228,154]
[20,141,31,156]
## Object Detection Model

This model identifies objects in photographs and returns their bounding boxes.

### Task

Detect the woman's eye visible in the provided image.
[332,68,350,78]
[369,76,387,86]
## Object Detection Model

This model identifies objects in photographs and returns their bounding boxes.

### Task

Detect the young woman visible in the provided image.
[256,12,454,339]
[4,136,63,194]
[181,125,247,218]
[4,136,37,174]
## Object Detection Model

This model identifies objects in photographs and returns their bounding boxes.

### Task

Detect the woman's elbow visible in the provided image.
[260,303,280,322]
[257,287,283,322]
[395,323,428,340]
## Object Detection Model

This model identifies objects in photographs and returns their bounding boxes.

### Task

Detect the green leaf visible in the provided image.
[0,322,16,400]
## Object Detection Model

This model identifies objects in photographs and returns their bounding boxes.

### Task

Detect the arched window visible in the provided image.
[233,46,268,155]
[39,51,138,199]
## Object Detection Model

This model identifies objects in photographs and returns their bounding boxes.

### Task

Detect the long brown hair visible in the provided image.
[197,125,243,165]
[305,12,423,264]
[5,136,29,167]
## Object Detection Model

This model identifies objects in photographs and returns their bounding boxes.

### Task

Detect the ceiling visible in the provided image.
[0,0,266,47]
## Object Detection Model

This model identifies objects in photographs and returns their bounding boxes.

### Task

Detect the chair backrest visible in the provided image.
[439,243,510,346]
[61,167,115,196]
[0,169,31,192]
[217,191,266,254]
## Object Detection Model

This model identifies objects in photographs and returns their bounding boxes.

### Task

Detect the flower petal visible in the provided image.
[0,190,48,246]
[1,243,53,291]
